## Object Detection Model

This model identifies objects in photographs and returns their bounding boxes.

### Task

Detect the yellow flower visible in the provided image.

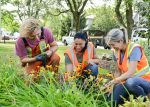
[98,67,104,71]
[51,72,55,75]
[55,65,59,68]
[37,74,40,77]
[68,76,75,81]
[40,67,45,72]
[9,57,13,64]
[10,60,13,64]
[83,70,88,73]
[87,70,92,74]
[81,76,85,78]
[94,83,99,87]
[106,73,113,78]
[76,73,81,78]
[88,75,94,81]
[46,65,52,70]
[98,77,103,82]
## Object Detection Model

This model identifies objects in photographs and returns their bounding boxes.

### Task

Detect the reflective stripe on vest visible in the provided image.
[135,66,150,77]
[87,43,91,60]
[127,43,150,77]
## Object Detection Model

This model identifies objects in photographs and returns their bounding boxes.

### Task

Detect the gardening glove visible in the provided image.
[41,53,48,67]
[35,53,48,67]
[35,54,44,61]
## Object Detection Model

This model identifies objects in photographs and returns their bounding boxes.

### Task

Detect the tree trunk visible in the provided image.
[3,36,5,44]
[148,37,150,47]
[66,0,88,32]
[126,2,134,38]
[115,0,126,28]
[73,12,80,32]
[115,0,134,39]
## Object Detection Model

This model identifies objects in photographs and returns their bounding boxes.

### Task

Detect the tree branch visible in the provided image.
[47,9,69,16]
[72,0,77,11]
[79,0,88,14]
[35,0,43,18]
[17,3,23,21]
[67,0,74,13]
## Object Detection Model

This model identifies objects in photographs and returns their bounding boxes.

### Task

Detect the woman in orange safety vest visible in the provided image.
[104,28,150,106]
[64,32,100,80]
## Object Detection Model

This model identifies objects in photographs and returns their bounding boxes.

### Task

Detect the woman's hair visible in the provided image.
[74,31,88,52]
[19,18,40,37]
[105,27,128,45]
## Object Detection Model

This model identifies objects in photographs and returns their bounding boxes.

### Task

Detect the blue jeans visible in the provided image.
[84,63,98,77]
[113,77,150,106]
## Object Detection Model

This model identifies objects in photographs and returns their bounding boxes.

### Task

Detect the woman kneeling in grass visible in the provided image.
[104,27,150,106]
[64,32,100,86]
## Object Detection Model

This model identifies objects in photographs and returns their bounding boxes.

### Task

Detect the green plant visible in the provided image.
[119,95,150,107]
[138,41,150,64]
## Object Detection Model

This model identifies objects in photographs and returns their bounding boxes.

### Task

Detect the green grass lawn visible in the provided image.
[0,43,112,107]
[0,42,111,70]
[1,43,149,107]
[0,42,111,55]
[0,43,15,53]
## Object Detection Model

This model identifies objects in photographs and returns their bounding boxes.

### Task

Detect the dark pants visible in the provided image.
[84,63,98,77]
[113,77,150,106]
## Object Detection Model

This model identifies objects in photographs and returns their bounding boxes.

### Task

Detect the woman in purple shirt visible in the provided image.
[15,18,60,77]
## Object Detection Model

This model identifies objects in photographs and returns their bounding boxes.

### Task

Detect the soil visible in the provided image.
[98,55,118,73]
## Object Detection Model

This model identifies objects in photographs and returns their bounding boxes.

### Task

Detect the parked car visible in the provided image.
[131,28,148,42]
[87,30,110,49]
[2,35,10,40]
[62,30,76,46]
[13,32,20,40]
[62,29,110,49]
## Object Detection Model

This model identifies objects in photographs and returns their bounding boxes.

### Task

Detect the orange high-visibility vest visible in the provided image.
[116,42,150,81]
[22,27,49,57]
[64,42,94,72]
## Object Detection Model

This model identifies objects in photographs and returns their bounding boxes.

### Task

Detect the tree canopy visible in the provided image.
[86,5,119,33]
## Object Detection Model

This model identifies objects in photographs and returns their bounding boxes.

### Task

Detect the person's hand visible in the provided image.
[88,59,94,65]
[105,80,114,88]
[46,50,53,57]
[101,82,114,94]
[101,80,114,91]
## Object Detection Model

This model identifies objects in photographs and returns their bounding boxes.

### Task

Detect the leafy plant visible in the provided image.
[119,95,150,107]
